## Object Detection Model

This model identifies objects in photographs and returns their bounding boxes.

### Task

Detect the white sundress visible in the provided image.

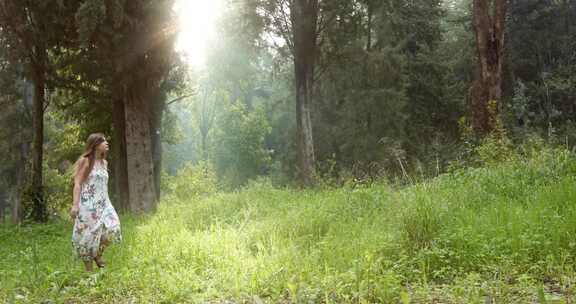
[71,161,121,261]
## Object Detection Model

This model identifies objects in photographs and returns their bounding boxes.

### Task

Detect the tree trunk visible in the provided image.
[30,62,46,222]
[201,131,209,162]
[124,85,157,213]
[470,0,508,136]
[199,89,214,163]
[112,97,129,211]
[291,0,319,187]
[10,188,20,224]
[0,190,4,223]
[12,142,27,224]
[150,91,165,202]
[366,1,373,52]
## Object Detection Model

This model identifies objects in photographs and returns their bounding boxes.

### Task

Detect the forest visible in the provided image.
[1,0,576,302]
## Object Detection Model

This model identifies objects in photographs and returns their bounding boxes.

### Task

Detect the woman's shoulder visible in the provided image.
[76,156,89,168]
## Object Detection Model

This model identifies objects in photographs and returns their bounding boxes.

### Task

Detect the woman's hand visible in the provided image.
[69,205,79,220]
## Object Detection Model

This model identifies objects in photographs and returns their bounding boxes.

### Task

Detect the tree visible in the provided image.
[212,101,271,188]
[259,0,325,187]
[506,0,576,140]
[290,0,319,187]
[313,0,408,174]
[469,0,508,136]
[75,0,177,213]
[0,0,77,222]
[197,85,218,163]
[151,64,188,201]
[0,43,29,223]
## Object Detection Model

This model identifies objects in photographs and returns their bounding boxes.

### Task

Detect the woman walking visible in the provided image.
[70,133,121,272]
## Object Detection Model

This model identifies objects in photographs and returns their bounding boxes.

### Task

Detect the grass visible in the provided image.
[1,147,576,303]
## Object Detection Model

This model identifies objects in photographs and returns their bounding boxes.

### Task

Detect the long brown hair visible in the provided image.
[72,133,108,185]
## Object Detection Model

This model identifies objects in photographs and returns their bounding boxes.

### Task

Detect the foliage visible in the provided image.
[2,147,576,302]
[43,165,73,217]
[1,0,574,197]
[162,162,217,200]
[164,115,200,175]
[41,112,83,217]
[506,1,576,142]
[212,102,272,189]
[475,133,514,167]
[44,111,84,168]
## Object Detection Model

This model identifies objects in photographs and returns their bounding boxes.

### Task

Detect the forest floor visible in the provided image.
[1,148,576,303]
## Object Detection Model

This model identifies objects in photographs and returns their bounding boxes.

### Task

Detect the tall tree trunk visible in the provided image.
[0,190,4,223]
[112,96,129,211]
[366,1,373,52]
[291,0,319,187]
[201,132,209,162]
[10,187,20,224]
[470,0,508,136]
[30,61,46,222]
[150,91,165,202]
[364,1,373,131]
[124,85,157,213]
[199,89,214,163]
[13,81,33,224]
[12,142,27,224]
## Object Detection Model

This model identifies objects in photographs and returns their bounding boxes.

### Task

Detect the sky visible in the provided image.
[174,0,223,69]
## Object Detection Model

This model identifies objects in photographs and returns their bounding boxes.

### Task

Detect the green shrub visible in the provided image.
[43,165,72,216]
[212,103,272,189]
[163,162,217,200]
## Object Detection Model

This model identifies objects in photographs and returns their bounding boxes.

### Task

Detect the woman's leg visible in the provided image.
[94,237,109,267]
[84,260,93,272]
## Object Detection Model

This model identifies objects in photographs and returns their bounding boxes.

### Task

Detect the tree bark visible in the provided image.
[201,132,209,162]
[30,59,47,222]
[124,85,157,213]
[470,0,508,136]
[366,1,373,52]
[0,190,4,223]
[150,91,165,202]
[291,0,319,187]
[112,96,129,211]
[10,187,20,224]
[11,141,28,224]
[199,88,215,163]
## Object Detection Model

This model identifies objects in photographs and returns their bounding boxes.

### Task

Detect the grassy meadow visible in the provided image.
[1,147,576,303]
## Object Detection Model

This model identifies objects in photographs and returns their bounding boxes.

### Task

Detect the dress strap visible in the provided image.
[94,160,105,170]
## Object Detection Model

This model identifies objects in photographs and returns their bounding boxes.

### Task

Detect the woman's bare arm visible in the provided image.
[71,158,88,218]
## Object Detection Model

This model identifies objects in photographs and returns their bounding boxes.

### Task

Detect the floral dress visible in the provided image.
[72,161,121,261]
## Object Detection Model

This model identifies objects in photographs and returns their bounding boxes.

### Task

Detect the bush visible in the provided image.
[43,165,72,217]
[212,103,272,189]
[162,162,217,200]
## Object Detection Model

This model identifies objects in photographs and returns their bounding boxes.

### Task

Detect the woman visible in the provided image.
[70,133,121,272]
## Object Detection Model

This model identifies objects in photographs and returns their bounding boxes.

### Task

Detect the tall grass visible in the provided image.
[1,147,576,303]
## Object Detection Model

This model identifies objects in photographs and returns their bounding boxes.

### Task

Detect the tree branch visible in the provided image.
[166,93,195,106]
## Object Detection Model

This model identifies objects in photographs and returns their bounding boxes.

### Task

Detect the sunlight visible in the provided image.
[174,0,223,68]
